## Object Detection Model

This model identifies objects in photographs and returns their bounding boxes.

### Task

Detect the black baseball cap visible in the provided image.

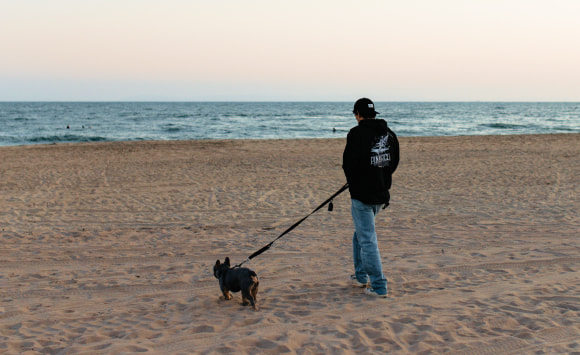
[353,98,379,117]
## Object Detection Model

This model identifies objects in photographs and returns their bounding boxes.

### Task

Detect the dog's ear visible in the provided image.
[215,260,221,266]
[225,257,230,266]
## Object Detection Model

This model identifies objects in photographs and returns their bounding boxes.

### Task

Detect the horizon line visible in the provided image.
[1,100,579,103]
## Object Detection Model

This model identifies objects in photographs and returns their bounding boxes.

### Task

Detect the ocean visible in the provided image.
[0,102,579,147]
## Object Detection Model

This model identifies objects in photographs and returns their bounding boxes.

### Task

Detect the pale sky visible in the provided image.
[1,0,579,101]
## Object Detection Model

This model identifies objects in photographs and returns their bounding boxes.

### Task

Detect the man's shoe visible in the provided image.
[350,275,369,288]
[364,288,387,298]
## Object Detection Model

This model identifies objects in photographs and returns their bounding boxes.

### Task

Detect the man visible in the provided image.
[342,98,399,298]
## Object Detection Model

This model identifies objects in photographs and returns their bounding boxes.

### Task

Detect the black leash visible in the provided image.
[234,183,349,268]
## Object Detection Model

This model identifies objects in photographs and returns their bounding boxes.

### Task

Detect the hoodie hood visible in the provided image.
[359,118,389,134]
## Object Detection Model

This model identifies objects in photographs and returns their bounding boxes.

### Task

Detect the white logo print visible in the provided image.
[370,134,391,167]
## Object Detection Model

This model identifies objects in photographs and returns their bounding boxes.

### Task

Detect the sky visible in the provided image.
[1,0,579,101]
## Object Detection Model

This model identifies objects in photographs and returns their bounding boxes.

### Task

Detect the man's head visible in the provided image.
[353,98,379,121]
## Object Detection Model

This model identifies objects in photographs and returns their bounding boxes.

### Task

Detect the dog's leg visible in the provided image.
[241,289,257,310]
[222,289,232,300]
[248,295,257,311]
[249,296,257,311]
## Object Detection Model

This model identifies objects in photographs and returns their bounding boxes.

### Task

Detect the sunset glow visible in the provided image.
[1,0,579,101]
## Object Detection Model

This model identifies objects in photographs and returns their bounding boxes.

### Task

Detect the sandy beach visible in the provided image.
[1,134,579,354]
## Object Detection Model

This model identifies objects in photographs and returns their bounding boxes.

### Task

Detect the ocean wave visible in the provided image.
[162,126,184,133]
[161,123,194,133]
[551,126,577,132]
[479,123,525,129]
[174,114,198,118]
[29,135,110,144]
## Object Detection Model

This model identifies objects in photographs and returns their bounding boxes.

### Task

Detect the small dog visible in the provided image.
[213,257,259,311]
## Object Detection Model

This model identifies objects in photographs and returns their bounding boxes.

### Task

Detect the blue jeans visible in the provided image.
[351,199,387,295]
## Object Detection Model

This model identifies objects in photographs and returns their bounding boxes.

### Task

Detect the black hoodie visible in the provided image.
[342,119,399,205]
